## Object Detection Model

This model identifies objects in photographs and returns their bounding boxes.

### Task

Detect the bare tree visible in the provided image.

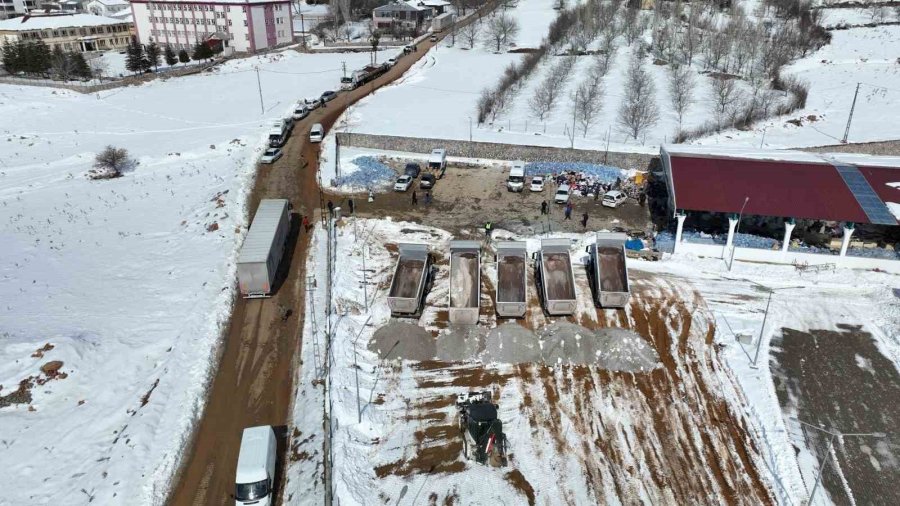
[869,6,888,23]
[485,12,520,52]
[573,78,604,136]
[529,81,555,121]
[710,76,742,123]
[668,64,694,128]
[460,20,480,49]
[91,146,135,179]
[339,23,354,42]
[616,54,660,140]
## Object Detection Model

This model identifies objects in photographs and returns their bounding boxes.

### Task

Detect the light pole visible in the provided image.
[728,196,749,271]
[468,116,473,142]
[794,419,886,506]
[751,284,803,367]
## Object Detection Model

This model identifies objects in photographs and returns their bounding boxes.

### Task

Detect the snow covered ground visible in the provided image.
[0,47,384,504]
[288,217,900,505]
[336,0,900,153]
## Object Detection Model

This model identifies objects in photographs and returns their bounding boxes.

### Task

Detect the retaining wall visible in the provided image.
[336,132,656,170]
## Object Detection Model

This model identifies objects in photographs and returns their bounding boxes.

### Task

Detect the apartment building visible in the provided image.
[0,13,132,52]
[1,0,39,20]
[130,0,292,54]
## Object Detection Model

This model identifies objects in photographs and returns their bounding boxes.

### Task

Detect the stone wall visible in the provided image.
[336,132,657,170]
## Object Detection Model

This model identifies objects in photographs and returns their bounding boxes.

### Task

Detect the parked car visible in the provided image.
[305,97,322,110]
[394,175,413,192]
[309,123,324,143]
[429,34,437,42]
[387,57,398,67]
[403,45,416,54]
[404,163,421,178]
[420,173,436,189]
[602,190,628,208]
[554,184,571,204]
[321,90,337,102]
[260,147,283,164]
[292,104,309,121]
[530,176,544,192]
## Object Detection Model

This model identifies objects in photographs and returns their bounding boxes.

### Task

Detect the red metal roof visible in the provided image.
[666,154,900,224]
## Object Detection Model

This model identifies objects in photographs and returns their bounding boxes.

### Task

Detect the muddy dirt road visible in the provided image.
[165,25,468,506]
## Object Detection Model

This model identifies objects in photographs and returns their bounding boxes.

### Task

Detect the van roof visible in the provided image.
[557,184,570,191]
[236,426,273,485]
[311,123,323,132]
[511,160,525,168]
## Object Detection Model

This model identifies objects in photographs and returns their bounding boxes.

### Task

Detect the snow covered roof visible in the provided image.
[89,0,130,6]
[661,145,900,225]
[0,13,130,31]
[403,0,449,10]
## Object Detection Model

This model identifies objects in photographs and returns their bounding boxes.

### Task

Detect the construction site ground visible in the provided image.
[325,162,653,239]
[297,218,776,505]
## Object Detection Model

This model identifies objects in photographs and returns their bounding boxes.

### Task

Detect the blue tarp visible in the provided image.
[625,238,644,251]
[335,156,397,189]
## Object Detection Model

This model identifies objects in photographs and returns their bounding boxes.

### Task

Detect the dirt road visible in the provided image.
[165,22,473,506]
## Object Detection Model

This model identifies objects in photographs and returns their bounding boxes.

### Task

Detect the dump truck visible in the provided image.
[237,199,290,298]
[387,243,431,317]
[340,63,389,90]
[457,391,506,467]
[432,12,455,32]
[534,238,577,315]
[449,240,481,324]
[587,232,631,308]
[494,241,527,318]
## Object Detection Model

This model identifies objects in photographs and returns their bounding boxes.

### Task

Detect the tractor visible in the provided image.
[456,391,507,467]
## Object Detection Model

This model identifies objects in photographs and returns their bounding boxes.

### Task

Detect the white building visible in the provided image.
[0,13,132,52]
[0,0,39,20]
[129,0,293,54]
[85,0,128,17]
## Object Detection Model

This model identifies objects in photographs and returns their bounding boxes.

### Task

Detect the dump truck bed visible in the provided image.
[590,233,631,308]
[387,243,430,316]
[495,241,527,318]
[537,239,577,315]
[449,240,481,324]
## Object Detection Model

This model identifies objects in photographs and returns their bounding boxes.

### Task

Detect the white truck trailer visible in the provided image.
[340,63,389,90]
[534,238,577,316]
[237,199,290,298]
[587,233,631,308]
[387,243,432,317]
[494,241,527,318]
[449,240,481,324]
[432,12,455,32]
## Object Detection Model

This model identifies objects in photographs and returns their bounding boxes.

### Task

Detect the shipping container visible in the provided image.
[449,240,481,324]
[587,233,631,308]
[432,12,455,32]
[534,238,577,315]
[236,199,290,298]
[494,241,527,318]
[387,243,431,316]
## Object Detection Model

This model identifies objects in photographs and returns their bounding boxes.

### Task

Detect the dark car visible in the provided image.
[321,90,337,102]
[404,163,421,178]
[420,173,436,189]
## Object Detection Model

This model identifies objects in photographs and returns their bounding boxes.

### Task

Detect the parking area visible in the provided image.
[325,160,653,238]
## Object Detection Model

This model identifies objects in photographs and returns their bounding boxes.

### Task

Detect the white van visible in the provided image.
[428,148,446,175]
[234,426,277,506]
[506,161,525,192]
[309,123,324,143]
[554,184,571,204]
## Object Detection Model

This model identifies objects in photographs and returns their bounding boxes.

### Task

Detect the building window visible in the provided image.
[245,34,249,40]
[243,20,247,26]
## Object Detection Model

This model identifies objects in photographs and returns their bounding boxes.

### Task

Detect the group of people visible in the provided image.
[410,191,432,206]
[541,200,589,228]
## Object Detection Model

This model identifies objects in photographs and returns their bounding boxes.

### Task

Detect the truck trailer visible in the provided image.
[340,64,389,90]
[494,241,527,318]
[432,12,455,32]
[449,240,481,324]
[587,233,631,308]
[237,199,290,298]
[387,243,432,317]
[534,238,577,315]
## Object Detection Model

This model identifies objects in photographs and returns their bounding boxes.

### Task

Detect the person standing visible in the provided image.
[327,200,334,216]
[425,192,432,205]
[581,212,589,228]
[412,191,418,205]
[302,215,310,232]
[541,201,548,215]
[564,203,572,220]
[348,198,355,214]
[485,221,493,237]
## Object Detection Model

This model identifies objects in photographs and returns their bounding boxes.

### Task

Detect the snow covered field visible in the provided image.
[289,217,900,504]
[0,48,384,504]
[338,0,900,153]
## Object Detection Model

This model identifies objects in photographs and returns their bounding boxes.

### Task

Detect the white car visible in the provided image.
[305,97,322,110]
[554,184,571,204]
[394,175,413,192]
[602,190,627,208]
[387,57,398,67]
[260,147,282,164]
[530,176,544,192]
[292,105,309,121]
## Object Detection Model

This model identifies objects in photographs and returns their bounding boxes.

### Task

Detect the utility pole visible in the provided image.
[842,82,860,144]
[335,133,341,182]
[300,13,307,50]
[254,66,264,114]
[570,89,578,149]
[341,60,347,79]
